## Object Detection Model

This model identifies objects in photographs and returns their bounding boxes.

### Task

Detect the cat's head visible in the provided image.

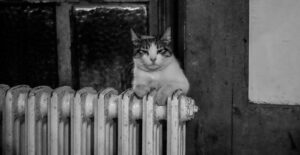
[131,27,174,71]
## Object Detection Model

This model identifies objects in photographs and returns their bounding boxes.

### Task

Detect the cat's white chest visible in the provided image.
[147,72,161,89]
[148,73,160,81]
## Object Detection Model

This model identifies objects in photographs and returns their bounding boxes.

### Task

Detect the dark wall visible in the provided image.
[184,0,300,155]
[185,0,235,154]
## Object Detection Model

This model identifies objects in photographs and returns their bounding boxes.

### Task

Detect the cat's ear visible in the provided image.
[130,28,140,45]
[160,27,171,44]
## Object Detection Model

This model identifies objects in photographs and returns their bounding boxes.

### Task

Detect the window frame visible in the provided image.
[55,0,173,87]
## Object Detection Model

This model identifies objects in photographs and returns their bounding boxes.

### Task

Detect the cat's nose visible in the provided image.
[150,58,156,62]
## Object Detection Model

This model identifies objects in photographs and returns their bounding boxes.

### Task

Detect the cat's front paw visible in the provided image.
[156,93,168,106]
[133,85,150,98]
[156,86,175,105]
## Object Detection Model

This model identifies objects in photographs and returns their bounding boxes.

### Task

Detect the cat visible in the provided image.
[131,27,190,105]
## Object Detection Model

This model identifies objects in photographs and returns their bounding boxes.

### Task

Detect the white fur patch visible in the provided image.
[148,43,157,60]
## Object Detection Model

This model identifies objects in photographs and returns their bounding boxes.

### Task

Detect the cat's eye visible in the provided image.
[158,49,167,54]
[138,49,148,55]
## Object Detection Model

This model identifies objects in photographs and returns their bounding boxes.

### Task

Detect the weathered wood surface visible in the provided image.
[185,0,300,155]
[231,1,300,155]
[233,104,300,155]
[56,3,72,86]
[185,0,234,154]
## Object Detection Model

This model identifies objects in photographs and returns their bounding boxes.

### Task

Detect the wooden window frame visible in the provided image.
[0,0,177,87]
[56,0,173,87]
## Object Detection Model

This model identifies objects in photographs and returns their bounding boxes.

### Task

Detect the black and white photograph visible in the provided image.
[0,0,299,155]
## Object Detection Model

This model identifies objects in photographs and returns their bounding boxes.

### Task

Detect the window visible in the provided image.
[0,0,173,91]
[0,3,58,88]
[249,0,300,105]
[71,4,148,91]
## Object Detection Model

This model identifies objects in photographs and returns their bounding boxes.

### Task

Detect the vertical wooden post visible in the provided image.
[149,0,158,35]
[56,3,72,86]
[185,0,233,154]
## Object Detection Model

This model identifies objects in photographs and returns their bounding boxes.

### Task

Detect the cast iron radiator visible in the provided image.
[0,84,198,155]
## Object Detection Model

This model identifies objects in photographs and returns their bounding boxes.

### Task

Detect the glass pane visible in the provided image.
[0,3,58,88]
[249,0,300,105]
[72,4,148,91]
